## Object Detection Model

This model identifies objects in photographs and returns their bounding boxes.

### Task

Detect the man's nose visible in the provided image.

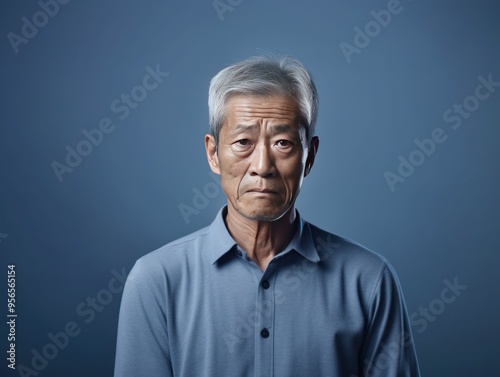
[249,142,275,178]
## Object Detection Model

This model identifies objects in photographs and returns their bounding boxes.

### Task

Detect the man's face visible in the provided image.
[205,94,318,222]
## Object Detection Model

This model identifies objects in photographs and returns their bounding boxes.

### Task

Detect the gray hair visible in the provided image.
[208,55,318,144]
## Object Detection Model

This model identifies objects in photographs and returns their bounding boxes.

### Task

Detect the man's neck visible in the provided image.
[224,204,297,271]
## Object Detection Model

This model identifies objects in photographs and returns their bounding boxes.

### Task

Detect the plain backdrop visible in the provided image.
[1,1,499,376]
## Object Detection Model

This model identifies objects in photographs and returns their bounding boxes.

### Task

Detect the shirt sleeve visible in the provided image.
[114,259,173,377]
[359,261,421,377]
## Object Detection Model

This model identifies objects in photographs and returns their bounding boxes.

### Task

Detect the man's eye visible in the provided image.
[236,139,250,146]
[276,140,292,147]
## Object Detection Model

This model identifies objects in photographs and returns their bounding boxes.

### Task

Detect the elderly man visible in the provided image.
[114,56,421,377]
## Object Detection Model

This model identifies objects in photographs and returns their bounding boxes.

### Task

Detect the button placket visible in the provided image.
[255,270,275,376]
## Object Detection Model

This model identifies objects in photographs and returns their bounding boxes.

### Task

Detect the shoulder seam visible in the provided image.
[366,260,389,326]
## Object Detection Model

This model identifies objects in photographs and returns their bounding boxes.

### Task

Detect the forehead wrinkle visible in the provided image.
[224,95,303,137]
[232,104,298,118]
[234,113,298,124]
[232,108,299,126]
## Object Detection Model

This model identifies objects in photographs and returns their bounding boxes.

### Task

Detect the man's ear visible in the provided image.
[205,134,220,175]
[304,136,319,177]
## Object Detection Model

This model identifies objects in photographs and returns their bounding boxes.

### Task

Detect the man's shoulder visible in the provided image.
[132,225,212,275]
[305,221,402,297]
[306,221,390,272]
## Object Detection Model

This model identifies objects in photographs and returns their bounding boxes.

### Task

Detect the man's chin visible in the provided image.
[245,213,282,222]
[236,206,289,222]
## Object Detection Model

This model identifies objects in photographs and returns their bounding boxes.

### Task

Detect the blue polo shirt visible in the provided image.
[114,207,420,377]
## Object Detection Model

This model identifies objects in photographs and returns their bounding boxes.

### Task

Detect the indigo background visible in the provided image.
[1,0,499,376]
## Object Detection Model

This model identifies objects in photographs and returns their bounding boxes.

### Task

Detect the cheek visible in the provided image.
[221,161,244,180]
[220,161,246,193]
[282,176,301,197]
[280,158,305,184]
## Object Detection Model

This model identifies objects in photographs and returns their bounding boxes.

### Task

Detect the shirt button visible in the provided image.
[261,328,270,338]
[235,249,242,257]
[262,280,270,289]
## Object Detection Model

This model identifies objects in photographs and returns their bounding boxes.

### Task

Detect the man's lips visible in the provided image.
[246,188,277,194]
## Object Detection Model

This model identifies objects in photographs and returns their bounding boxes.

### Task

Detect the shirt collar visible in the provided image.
[208,206,320,265]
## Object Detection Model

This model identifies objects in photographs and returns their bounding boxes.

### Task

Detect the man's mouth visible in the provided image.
[246,188,277,194]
